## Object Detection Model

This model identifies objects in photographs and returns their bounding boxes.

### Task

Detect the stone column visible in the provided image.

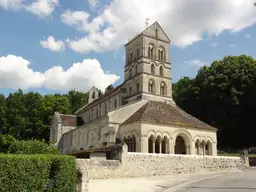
[211,142,217,156]
[159,138,162,153]
[169,139,174,154]
[140,135,148,153]
[152,137,156,153]
[191,141,195,155]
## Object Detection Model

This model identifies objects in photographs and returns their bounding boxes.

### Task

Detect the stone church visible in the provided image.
[50,21,217,156]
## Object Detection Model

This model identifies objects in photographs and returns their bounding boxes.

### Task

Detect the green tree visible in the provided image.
[0,94,7,134]
[67,90,88,114]
[174,55,256,149]
[105,84,114,93]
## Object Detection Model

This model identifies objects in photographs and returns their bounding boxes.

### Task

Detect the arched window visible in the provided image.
[130,51,133,62]
[148,80,155,93]
[129,86,132,96]
[104,103,107,115]
[148,45,154,58]
[156,29,158,39]
[129,68,132,78]
[135,64,138,74]
[159,65,164,76]
[92,91,95,99]
[136,83,140,92]
[160,81,167,95]
[151,64,155,74]
[136,46,140,58]
[114,99,117,108]
[158,47,165,61]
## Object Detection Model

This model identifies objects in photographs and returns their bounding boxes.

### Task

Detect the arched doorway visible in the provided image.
[175,136,186,154]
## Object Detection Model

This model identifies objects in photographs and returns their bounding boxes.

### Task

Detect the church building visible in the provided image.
[50,21,217,156]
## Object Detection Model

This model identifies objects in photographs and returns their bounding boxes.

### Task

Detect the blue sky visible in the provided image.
[0,0,256,96]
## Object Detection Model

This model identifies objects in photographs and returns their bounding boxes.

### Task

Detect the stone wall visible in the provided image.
[76,145,246,181]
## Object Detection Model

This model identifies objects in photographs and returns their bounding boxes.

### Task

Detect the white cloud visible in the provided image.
[210,42,218,47]
[0,0,22,9]
[0,55,120,92]
[244,33,251,39]
[61,0,256,53]
[184,60,207,68]
[88,0,99,10]
[40,36,65,52]
[25,0,59,17]
[229,44,238,48]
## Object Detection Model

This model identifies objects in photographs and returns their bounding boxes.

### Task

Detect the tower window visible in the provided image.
[129,68,132,78]
[136,83,140,92]
[135,64,138,74]
[158,47,165,61]
[160,82,167,95]
[148,80,155,93]
[130,51,133,62]
[148,45,154,58]
[92,91,95,99]
[129,86,132,96]
[159,66,164,76]
[156,29,158,39]
[137,47,140,58]
[151,64,155,74]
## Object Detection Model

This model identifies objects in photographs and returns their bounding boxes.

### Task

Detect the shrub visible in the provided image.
[0,134,16,153]
[0,154,76,192]
[8,140,60,154]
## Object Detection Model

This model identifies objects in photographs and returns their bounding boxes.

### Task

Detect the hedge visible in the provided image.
[8,140,60,155]
[0,154,76,192]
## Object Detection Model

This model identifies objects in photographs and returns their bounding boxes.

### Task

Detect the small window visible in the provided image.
[92,91,95,99]
[156,29,158,39]
[160,82,167,95]
[151,64,155,74]
[129,86,132,96]
[129,68,132,78]
[135,64,138,74]
[136,83,140,92]
[105,103,107,114]
[114,99,117,108]
[148,45,154,58]
[159,66,164,76]
[130,52,133,62]
[137,47,140,58]
[148,80,154,93]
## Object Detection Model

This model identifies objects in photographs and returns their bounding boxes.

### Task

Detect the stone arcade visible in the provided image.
[50,21,217,156]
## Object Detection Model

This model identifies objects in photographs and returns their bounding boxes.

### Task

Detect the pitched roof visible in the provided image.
[75,83,123,114]
[123,101,215,130]
[59,114,85,127]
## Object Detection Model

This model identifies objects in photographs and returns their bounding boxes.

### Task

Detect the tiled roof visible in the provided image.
[59,114,85,127]
[123,101,215,130]
[75,83,123,114]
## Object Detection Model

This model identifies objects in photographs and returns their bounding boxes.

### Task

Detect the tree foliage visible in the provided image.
[173,55,256,149]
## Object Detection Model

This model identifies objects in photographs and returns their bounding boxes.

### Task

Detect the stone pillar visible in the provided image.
[140,135,148,153]
[169,139,173,154]
[212,142,217,156]
[121,143,128,164]
[159,138,162,154]
[191,141,195,155]
[152,137,156,153]
[165,140,168,154]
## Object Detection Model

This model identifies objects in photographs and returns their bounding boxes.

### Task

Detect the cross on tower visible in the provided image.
[145,18,149,28]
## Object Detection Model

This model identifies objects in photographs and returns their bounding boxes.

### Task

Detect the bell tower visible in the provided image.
[123,21,174,104]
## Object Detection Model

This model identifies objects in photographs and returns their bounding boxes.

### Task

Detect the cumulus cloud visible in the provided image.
[25,0,59,17]
[88,0,99,10]
[40,36,65,52]
[62,0,256,53]
[0,0,22,9]
[184,60,207,68]
[0,55,119,92]
[0,0,58,17]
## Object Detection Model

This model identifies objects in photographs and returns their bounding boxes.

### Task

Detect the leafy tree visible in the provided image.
[67,90,88,114]
[173,55,256,149]
[0,94,7,134]
[105,84,114,93]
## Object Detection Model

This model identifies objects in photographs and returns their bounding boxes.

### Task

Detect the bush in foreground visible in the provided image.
[8,139,60,154]
[0,154,76,192]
